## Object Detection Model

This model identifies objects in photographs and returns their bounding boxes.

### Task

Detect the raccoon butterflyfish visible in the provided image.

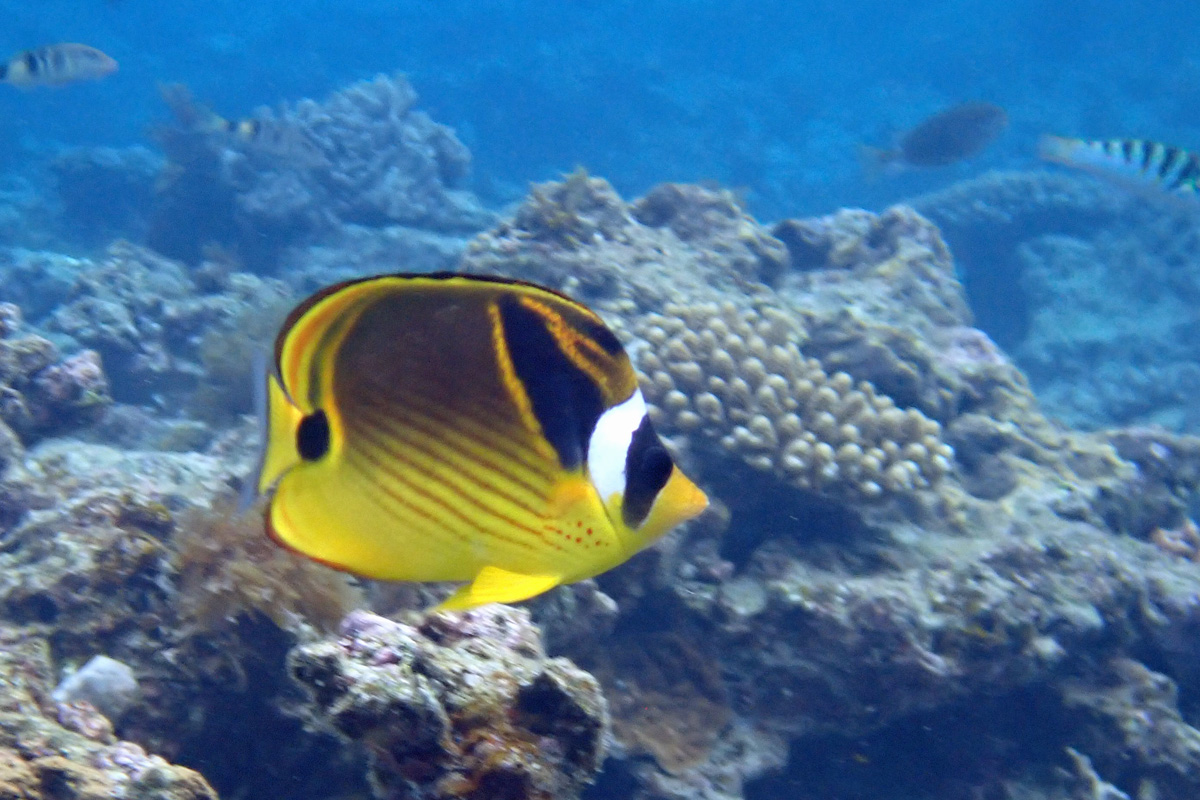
[249,273,709,611]
[861,102,1008,175]
[1039,135,1200,199]
[0,44,117,88]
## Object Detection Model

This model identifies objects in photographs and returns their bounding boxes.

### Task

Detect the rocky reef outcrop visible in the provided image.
[0,170,1197,800]
[456,174,1200,800]
[290,608,608,800]
[0,624,216,800]
[909,169,1200,433]
[149,73,492,272]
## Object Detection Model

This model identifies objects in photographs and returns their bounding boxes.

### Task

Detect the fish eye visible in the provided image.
[621,417,674,528]
[297,410,330,461]
[633,444,673,490]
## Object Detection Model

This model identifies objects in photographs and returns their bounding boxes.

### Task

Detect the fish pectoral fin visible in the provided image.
[435,566,562,611]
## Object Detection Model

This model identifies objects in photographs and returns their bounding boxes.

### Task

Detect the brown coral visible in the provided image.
[170,497,363,634]
[590,630,731,775]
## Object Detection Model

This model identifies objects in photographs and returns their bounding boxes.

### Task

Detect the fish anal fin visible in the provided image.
[435,566,562,611]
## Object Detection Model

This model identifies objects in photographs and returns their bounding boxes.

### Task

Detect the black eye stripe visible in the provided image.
[297,410,330,461]
[497,294,605,471]
[622,415,673,528]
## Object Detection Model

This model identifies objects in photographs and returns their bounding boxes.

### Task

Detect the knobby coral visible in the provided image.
[636,300,952,500]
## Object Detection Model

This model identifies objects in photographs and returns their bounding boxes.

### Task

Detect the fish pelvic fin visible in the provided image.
[435,566,563,611]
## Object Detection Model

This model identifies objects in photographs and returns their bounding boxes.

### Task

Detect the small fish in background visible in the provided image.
[861,101,1009,175]
[248,273,709,611]
[1038,135,1200,200]
[156,83,328,169]
[0,43,117,88]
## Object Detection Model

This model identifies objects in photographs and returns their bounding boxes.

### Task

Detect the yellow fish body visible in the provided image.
[0,43,118,88]
[251,273,708,610]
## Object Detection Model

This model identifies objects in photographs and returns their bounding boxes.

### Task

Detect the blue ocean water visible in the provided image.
[2,0,1199,217]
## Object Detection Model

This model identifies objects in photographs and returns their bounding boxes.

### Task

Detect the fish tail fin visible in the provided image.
[241,351,301,510]
[858,144,900,180]
[435,566,562,611]
[1037,134,1080,165]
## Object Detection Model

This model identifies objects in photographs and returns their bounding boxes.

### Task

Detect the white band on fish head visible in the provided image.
[587,389,648,506]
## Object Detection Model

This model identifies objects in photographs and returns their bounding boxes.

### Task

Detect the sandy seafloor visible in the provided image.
[0,3,1199,800]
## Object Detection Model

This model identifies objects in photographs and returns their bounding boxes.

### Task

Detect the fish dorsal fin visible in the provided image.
[435,566,562,611]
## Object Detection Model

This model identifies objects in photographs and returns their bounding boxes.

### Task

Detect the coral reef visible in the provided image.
[0,624,216,799]
[2,170,1200,800]
[1012,229,1200,431]
[7,240,295,412]
[456,175,1200,800]
[0,301,110,444]
[170,497,363,634]
[1062,659,1200,799]
[0,426,370,800]
[908,169,1131,233]
[906,169,1200,434]
[461,175,787,308]
[636,300,953,500]
[48,146,163,249]
[150,75,492,270]
[289,607,609,800]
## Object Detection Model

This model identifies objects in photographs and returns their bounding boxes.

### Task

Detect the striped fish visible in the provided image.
[1039,135,1200,198]
[0,43,117,89]
[249,273,708,610]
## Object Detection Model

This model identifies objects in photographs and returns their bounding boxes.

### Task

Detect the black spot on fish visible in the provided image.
[297,410,330,461]
[23,52,37,75]
[622,415,673,528]
[498,295,606,471]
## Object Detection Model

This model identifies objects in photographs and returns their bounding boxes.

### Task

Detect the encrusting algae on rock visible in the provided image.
[289,606,609,800]
[170,496,364,634]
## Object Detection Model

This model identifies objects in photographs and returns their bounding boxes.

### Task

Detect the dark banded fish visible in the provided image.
[861,102,1008,175]
[0,43,117,89]
[249,273,708,610]
[1039,135,1200,198]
